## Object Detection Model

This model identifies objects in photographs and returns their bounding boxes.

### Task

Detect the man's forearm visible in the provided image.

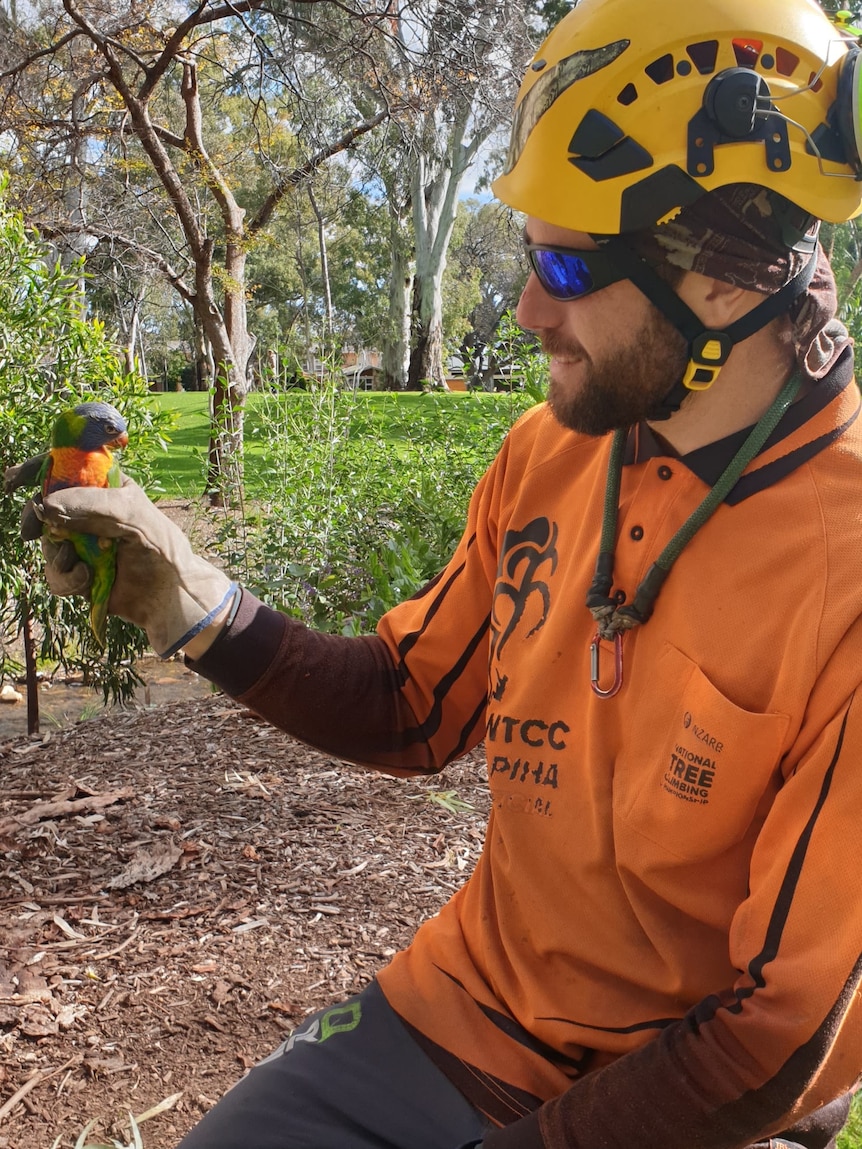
[188,588,442,775]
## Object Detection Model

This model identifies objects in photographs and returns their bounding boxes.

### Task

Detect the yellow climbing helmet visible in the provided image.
[493,0,862,233]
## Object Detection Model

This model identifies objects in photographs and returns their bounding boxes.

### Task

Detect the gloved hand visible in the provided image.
[28,475,238,659]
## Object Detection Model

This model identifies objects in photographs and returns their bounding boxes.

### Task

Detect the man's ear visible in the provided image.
[676,271,762,328]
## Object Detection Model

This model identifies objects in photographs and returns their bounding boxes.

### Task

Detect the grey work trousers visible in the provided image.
[176,979,489,1149]
[176,977,850,1149]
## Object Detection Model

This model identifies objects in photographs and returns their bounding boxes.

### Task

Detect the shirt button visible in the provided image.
[658,465,673,480]
[615,589,627,604]
[630,525,644,541]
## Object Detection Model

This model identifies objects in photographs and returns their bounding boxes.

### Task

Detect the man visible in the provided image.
[17,0,862,1146]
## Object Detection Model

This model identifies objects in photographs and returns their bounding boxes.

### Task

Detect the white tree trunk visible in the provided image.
[408,108,480,389]
[381,202,413,389]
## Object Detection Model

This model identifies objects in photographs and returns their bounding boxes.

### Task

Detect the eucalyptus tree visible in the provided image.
[279,0,535,390]
[396,0,534,390]
[0,0,393,502]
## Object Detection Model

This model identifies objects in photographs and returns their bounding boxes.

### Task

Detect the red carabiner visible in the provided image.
[590,631,624,698]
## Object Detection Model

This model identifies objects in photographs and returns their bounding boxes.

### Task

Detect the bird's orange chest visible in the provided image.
[48,446,112,488]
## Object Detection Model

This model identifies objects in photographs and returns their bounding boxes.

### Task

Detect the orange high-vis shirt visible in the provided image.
[197,351,862,1149]
[372,373,862,1146]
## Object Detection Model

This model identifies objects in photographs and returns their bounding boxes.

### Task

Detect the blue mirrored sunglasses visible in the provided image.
[524,243,628,301]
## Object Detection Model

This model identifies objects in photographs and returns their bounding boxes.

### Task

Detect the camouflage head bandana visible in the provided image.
[625,183,849,380]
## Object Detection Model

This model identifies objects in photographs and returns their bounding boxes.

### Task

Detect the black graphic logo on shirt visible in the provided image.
[662,713,724,805]
[490,517,559,665]
[663,746,716,804]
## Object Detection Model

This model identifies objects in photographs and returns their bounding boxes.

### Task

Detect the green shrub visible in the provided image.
[0,179,174,712]
[214,384,540,633]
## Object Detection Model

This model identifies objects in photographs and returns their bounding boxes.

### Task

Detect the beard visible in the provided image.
[544,309,690,436]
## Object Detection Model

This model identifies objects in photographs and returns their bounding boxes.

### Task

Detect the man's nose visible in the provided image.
[516,269,563,333]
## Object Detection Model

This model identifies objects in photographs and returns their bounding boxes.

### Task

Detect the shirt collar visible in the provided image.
[624,345,855,490]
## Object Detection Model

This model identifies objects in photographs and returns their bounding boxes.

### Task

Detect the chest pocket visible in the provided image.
[614,642,790,863]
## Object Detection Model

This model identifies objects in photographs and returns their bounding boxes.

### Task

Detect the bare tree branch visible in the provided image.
[36,220,197,303]
[250,107,391,235]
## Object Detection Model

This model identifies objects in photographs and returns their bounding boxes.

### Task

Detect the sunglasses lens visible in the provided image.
[532,249,594,299]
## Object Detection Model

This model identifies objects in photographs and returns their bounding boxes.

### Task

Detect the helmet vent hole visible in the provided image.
[687,41,719,75]
[617,83,638,106]
[808,71,824,92]
[775,48,800,76]
[732,38,763,68]
[644,54,674,85]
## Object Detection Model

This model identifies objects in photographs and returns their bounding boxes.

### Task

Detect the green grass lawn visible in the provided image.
[146,391,212,495]
[148,387,532,498]
[144,386,535,631]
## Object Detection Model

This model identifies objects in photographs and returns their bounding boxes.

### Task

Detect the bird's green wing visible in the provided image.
[107,456,122,488]
[95,458,121,645]
[88,540,117,649]
[3,452,48,496]
[89,586,111,648]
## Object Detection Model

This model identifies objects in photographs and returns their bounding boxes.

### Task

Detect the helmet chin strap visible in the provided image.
[594,236,819,421]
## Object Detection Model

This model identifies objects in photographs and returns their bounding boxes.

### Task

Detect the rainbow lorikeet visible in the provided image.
[5,401,129,648]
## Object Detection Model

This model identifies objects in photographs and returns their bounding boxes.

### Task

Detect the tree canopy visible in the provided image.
[0,0,536,499]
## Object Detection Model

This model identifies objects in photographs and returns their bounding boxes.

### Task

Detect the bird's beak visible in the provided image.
[111,431,129,449]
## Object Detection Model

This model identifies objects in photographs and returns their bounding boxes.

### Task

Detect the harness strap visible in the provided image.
[586,369,803,660]
[596,237,818,419]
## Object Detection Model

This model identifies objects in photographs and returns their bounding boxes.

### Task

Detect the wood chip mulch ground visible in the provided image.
[0,695,489,1148]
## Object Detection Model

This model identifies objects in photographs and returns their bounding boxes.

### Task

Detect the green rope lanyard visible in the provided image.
[586,369,802,643]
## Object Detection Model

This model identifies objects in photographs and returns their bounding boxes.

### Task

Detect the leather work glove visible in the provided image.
[29,476,238,659]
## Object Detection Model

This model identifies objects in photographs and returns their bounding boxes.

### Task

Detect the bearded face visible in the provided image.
[542,304,690,436]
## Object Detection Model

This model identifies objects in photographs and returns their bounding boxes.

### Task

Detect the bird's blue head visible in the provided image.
[52,401,129,452]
